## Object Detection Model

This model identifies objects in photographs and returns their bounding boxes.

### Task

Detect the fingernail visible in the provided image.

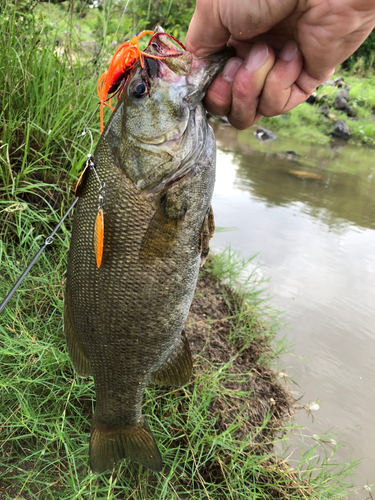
[222,58,242,82]
[280,40,297,62]
[245,42,268,72]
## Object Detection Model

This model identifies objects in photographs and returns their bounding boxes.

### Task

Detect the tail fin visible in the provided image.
[89,418,163,473]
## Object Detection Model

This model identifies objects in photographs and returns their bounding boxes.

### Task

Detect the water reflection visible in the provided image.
[214,124,375,231]
[211,124,375,497]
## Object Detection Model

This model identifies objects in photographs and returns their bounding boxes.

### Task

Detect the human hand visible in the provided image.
[185,0,375,129]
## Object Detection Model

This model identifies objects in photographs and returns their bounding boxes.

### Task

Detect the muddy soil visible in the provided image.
[186,265,296,450]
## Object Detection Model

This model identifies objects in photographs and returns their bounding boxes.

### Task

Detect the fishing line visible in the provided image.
[0,197,79,314]
[112,0,131,45]
[0,106,99,315]
[1,0,143,313]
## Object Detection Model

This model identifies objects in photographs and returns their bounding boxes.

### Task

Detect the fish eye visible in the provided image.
[151,41,162,53]
[131,80,147,99]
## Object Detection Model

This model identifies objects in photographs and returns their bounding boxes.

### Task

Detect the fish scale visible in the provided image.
[64,35,232,473]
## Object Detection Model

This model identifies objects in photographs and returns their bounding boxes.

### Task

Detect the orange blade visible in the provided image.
[94,208,104,268]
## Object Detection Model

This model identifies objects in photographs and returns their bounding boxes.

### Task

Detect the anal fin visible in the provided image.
[90,417,162,474]
[151,330,193,387]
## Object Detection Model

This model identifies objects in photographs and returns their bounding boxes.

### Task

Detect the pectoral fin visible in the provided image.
[199,205,215,266]
[151,330,193,387]
[140,197,183,261]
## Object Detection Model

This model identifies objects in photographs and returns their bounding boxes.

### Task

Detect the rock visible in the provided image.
[78,40,100,56]
[333,89,355,117]
[334,76,346,87]
[345,106,356,118]
[331,120,350,140]
[320,79,335,87]
[277,151,299,161]
[254,128,276,141]
[337,89,350,101]
[320,104,330,117]
[334,95,348,110]
[305,92,317,104]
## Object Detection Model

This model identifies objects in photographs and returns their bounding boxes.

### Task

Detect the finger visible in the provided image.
[185,4,230,57]
[296,67,335,96]
[296,1,375,81]
[257,40,307,116]
[227,42,276,130]
[203,57,243,117]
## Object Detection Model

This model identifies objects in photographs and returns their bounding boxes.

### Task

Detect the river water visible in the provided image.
[211,123,375,498]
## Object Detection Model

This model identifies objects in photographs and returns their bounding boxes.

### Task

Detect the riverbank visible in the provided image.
[0,4,359,497]
[259,72,375,147]
[0,246,356,498]
[211,124,375,497]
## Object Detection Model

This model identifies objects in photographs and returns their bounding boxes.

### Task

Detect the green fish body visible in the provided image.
[64,35,231,473]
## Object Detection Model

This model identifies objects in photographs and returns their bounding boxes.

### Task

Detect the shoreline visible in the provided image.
[0,250,358,498]
[257,72,375,148]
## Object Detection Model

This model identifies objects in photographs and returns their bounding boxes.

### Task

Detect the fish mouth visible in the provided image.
[141,39,233,147]
[146,105,208,193]
[184,47,235,109]
[146,33,234,109]
[138,109,189,147]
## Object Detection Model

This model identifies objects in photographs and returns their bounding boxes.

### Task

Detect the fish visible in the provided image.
[64,32,232,474]
[288,169,322,180]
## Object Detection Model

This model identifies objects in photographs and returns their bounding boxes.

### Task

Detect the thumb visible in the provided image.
[185,4,230,57]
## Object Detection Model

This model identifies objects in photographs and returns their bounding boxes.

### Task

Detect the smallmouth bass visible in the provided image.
[64,33,232,473]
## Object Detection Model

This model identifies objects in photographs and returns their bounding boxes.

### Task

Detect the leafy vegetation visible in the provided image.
[0,1,360,498]
[343,28,375,72]
[34,0,194,46]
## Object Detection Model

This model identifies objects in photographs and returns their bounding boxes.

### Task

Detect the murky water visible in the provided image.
[211,123,375,498]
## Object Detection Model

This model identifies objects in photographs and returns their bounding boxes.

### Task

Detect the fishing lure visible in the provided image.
[89,30,187,265]
[0,31,189,310]
[75,153,106,269]
[97,30,185,133]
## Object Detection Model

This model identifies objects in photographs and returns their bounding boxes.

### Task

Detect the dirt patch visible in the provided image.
[186,265,296,449]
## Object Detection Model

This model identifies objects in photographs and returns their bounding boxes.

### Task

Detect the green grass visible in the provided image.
[260,72,375,147]
[260,103,331,145]
[0,247,358,499]
[0,2,359,498]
